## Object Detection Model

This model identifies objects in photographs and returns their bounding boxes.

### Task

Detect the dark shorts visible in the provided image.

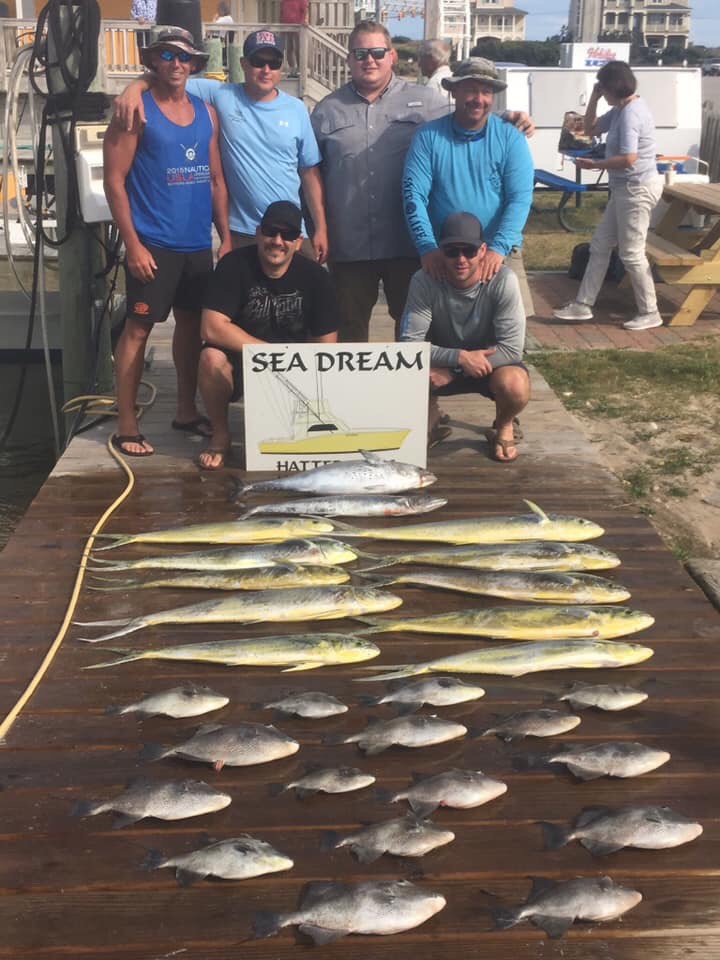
[125,243,213,324]
[202,342,244,403]
[433,361,529,401]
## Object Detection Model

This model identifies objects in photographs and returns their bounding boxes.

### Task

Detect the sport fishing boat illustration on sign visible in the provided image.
[258,372,410,455]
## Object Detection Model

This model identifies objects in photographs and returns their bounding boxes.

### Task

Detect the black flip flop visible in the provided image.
[171,416,213,437]
[111,434,153,457]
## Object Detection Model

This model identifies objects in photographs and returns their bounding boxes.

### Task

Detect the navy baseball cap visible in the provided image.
[243,29,283,58]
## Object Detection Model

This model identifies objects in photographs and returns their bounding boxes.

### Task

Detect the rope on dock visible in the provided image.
[0,433,138,741]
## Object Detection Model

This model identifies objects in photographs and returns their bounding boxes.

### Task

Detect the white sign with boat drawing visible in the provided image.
[242,342,431,471]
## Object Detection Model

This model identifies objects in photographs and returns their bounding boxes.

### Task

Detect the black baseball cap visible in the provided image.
[243,29,283,58]
[260,200,302,233]
[439,211,484,247]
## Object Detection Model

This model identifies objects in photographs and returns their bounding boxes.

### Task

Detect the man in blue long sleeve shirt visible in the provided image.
[403,58,534,288]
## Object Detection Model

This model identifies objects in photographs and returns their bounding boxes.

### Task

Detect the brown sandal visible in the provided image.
[485,429,519,463]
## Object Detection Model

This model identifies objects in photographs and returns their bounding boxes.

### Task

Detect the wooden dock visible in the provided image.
[1,308,719,959]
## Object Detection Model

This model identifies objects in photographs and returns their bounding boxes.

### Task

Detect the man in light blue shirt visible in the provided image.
[114,29,328,261]
[403,58,534,287]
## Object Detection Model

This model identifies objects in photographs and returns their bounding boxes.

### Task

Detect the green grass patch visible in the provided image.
[624,467,652,499]
[524,192,606,271]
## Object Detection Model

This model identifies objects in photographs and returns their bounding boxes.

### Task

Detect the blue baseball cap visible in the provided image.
[243,29,283,58]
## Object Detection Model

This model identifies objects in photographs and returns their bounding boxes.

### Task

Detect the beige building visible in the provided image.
[472,0,527,42]
[568,0,690,51]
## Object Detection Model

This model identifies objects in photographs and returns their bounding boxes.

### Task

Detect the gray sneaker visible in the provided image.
[553,301,594,321]
[623,313,663,330]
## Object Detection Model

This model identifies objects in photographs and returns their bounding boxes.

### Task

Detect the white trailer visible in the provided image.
[495,66,704,177]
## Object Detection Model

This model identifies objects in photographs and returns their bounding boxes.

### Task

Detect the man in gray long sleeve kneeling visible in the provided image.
[399,211,530,463]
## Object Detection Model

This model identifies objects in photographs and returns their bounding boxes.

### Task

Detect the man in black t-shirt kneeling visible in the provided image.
[198,201,339,470]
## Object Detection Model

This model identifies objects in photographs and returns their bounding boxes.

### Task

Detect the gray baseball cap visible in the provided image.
[441,57,507,92]
[439,211,484,247]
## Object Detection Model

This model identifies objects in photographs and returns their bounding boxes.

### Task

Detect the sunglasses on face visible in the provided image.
[249,53,283,69]
[261,223,301,241]
[158,48,194,63]
[442,245,479,259]
[351,47,389,61]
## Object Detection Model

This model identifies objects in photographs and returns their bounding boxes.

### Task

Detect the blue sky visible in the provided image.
[389,0,720,48]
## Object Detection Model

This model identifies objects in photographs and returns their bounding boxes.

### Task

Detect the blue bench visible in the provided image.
[533,169,588,232]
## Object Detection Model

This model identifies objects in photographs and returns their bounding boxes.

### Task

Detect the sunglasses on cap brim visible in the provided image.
[260,223,301,241]
[442,244,479,259]
[351,47,389,61]
[248,53,283,69]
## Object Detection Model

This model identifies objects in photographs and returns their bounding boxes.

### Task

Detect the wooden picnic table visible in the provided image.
[647,181,720,326]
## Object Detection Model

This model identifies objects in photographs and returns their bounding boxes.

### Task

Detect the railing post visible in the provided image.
[298,26,307,97]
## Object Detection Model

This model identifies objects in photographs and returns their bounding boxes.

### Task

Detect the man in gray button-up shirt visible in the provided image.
[311,21,448,342]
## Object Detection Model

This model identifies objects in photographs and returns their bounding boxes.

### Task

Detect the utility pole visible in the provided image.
[425,0,442,39]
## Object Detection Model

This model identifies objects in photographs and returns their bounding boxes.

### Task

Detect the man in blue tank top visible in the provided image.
[104,27,231,457]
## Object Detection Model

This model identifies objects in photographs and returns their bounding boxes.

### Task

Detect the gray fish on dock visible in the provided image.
[357,539,621,573]
[89,563,351,592]
[238,493,448,519]
[105,684,229,719]
[233,451,437,498]
[253,878,446,943]
[492,875,642,938]
[322,814,455,862]
[480,708,581,742]
[87,537,360,572]
[254,691,349,719]
[354,639,654,682]
[358,676,485,714]
[92,517,335,551]
[557,682,649,711]
[516,741,671,780]
[332,500,604,544]
[362,569,630,603]
[377,769,507,818]
[325,715,467,755]
[143,835,294,884]
[83,633,381,671]
[541,804,703,855]
[139,722,299,771]
[71,777,231,828]
[75,585,403,643]
[271,766,376,799]
[354,605,654,642]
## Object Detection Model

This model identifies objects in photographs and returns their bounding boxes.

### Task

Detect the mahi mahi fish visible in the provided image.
[253,878,446,943]
[87,538,360,572]
[363,569,630,603]
[541,804,703,855]
[75,585,403,643]
[332,500,604,544]
[233,450,437,498]
[72,778,231,827]
[239,493,448,519]
[492,875,642,939]
[105,684,229,719]
[83,633,381,671]
[143,835,294,885]
[355,605,654,642]
[354,639,654,682]
[89,563,351,592]
[92,517,336,551]
[358,540,621,573]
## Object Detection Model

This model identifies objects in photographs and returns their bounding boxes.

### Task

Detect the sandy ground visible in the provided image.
[563,394,720,559]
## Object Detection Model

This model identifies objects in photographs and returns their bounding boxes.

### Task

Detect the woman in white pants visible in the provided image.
[553,61,663,331]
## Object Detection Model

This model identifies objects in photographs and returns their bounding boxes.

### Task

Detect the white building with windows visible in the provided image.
[472,0,527,43]
[568,0,691,51]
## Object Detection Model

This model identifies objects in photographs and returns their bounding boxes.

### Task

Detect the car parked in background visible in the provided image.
[702,61,720,76]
